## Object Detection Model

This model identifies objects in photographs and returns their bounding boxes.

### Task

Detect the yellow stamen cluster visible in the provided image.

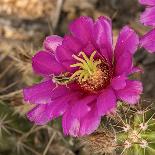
[70,51,101,82]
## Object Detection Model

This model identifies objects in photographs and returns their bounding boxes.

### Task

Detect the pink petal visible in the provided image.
[55,35,84,71]
[139,0,155,6]
[83,42,96,56]
[115,26,139,56]
[115,80,143,104]
[111,75,127,90]
[97,88,116,116]
[50,85,71,100]
[140,29,155,53]
[45,90,81,121]
[114,26,139,75]
[51,104,68,118]
[71,95,96,118]
[62,35,83,53]
[32,51,65,76]
[79,104,101,136]
[130,66,144,74]
[114,50,133,76]
[62,95,98,137]
[23,80,55,104]
[26,90,81,125]
[55,45,75,71]
[140,6,155,26]
[69,16,94,44]
[27,99,68,125]
[43,35,63,52]
[62,109,80,137]
[94,16,113,61]
[27,104,53,125]
[49,97,69,118]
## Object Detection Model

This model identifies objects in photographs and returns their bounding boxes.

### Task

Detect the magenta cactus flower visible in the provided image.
[139,0,155,52]
[23,16,142,137]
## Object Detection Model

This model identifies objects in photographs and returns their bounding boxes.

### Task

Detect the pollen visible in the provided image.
[70,51,112,93]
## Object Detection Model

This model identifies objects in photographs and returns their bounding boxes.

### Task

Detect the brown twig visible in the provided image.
[51,0,64,32]
[43,132,56,155]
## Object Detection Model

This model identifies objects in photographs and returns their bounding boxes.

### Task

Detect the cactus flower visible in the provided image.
[139,0,155,53]
[23,16,142,137]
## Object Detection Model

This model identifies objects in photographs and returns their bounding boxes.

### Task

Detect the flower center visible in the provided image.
[70,51,112,93]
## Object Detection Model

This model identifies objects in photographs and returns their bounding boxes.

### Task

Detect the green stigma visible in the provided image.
[70,51,101,82]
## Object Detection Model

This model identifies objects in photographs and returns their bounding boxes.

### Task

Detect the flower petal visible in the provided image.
[23,80,55,104]
[97,88,116,116]
[62,35,83,53]
[111,75,127,90]
[114,50,133,76]
[140,29,155,53]
[140,6,155,26]
[43,35,63,52]
[71,95,96,118]
[50,85,71,100]
[49,96,71,118]
[115,80,143,104]
[114,26,139,75]
[83,42,96,56]
[55,35,84,71]
[115,26,139,56]
[62,99,100,137]
[27,103,53,125]
[27,91,78,125]
[62,94,97,137]
[55,35,98,70]
[55,45,75,71]
[130,66,144,74]
[79,104,101,136]
[139,0,155,6]
[62,109,80,137]
[27,100,68,125]
[94,16,113,61]
[69,16,94,44]
[32,51,65,76]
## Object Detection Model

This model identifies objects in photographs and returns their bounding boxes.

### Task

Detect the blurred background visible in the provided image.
[0,0,155,155]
